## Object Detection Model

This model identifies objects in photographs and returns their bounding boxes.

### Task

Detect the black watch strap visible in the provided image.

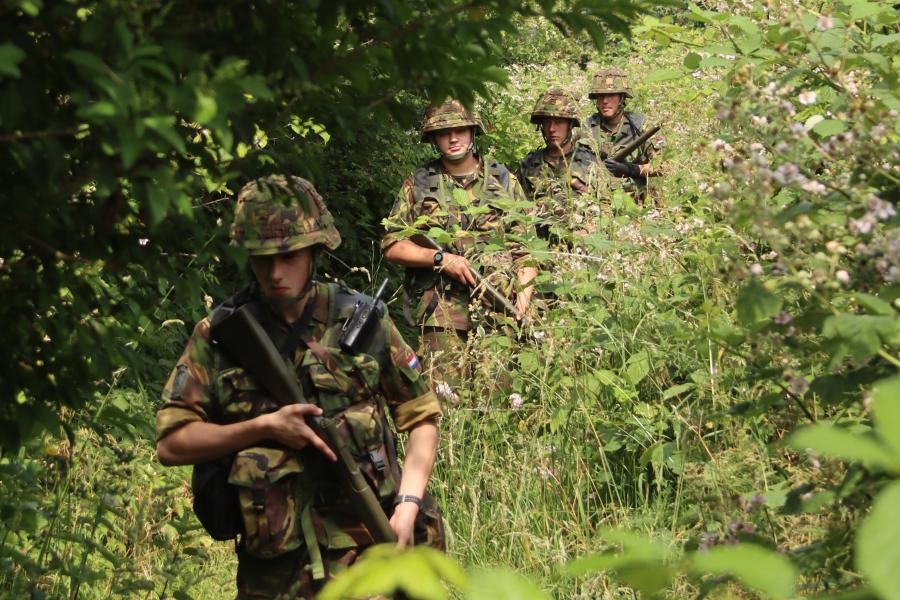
[393,494,423,509]
[432,250,444,266]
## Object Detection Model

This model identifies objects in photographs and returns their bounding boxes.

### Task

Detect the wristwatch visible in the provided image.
[393,494,423,509]
[432,250,444,267]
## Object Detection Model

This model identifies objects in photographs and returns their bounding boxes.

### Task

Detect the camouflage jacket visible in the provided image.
[381,157,531,331]
[157,281,441,588]
[581,111,659,164]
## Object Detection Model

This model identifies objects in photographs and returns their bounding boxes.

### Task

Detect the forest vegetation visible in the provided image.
[0,0,898,598]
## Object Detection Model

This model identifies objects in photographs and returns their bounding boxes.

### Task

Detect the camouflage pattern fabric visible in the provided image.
[579,111,664,197]
[419,99,485,142]
[517,144,607,239]
[157,281,442,598]
[588,67,633,99]
[381,157,531,334]
[230,175,341,256]
[530,88,581,125]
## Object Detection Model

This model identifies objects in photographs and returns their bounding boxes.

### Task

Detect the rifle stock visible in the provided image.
[408,233,519,316]
[212,305,398,543]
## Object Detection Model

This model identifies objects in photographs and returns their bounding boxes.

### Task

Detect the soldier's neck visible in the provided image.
[544,141,573,158]
[271,284,315,324]
[440,153,479,176]
[602,112,624,128]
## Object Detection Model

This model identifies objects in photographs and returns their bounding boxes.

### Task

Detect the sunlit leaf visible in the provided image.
[691,544,796,599]
[856,481,900,600]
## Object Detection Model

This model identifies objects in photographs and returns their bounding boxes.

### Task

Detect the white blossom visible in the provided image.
[802,180,827,195]
[868,196,896,220]
[849,214,877,235]
[835,269,850,284]
[817,14,834,31]
[508,393,524,409]
[750,263,764,276]
[798,90,817,105]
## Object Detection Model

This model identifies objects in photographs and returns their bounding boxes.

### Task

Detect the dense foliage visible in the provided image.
[1,0,897,598]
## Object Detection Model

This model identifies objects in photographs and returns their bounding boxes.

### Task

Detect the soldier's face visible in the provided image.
[250,248,313,300]
[433,127,472,157]
[596,94,623,118]
[541,117,571,146]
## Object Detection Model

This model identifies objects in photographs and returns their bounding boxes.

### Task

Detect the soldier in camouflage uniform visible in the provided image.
[517,88,604,240]
[581,68,664,201]
[381,99,537,390]
[157,175,442,599]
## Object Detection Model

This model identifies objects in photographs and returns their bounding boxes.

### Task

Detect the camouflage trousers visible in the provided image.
[421,326,468,392]
[236,545,359,600]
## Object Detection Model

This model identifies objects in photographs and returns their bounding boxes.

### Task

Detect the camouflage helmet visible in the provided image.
[419,99,485,142]
[230,175,341,256]
[588,68,633,99]
[530,88,581,126]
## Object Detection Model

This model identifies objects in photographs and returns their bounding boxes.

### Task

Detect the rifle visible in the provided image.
[211,305,398,544]
[340,278,388,354]
[408,232,519,316]
[608,125,662,162]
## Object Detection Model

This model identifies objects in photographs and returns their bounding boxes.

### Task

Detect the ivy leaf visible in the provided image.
[856,480,900,600]
[690,544,796,599]
[736,279,782,328]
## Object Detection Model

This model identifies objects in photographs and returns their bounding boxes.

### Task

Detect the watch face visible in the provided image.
[433,251,444,265]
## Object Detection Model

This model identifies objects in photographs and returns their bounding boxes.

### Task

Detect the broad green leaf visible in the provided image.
[143,116,186,153]
[646,69,682,83]
[466,568,548,600]
[662,382,694,400]
[683,52,701,69]
[625,350,650,385]
[822,314,897,364]
[811,119,847,137]
[736,279,782,328]
[856,480,900,600]
[691,544,796,599]
[872,375,900,458]
[854,293,896,316]
[76,101,118,119]
[789,424,900,472]
[0,43,26,78]
[194,93,218,124]
[848,1,882,21]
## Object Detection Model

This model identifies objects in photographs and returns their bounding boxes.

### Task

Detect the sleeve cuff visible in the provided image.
[393,391,442,432]
[156,407,204,442]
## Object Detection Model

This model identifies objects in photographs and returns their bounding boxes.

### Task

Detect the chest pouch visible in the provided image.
[303,349,401,501]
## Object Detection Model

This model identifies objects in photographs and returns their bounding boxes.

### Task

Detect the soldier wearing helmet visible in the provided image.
[517,88,604,239]
[157,175,442,598]
[583,68,664,200]
[382,99,537,390]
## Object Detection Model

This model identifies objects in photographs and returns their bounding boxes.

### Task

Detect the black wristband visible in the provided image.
[393,494,423,509]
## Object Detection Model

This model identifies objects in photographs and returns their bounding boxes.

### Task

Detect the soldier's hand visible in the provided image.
[263,404,337,462]
[439,253,477,287]
[603,158,642,179]
[515,289,533,322]
[390,501,419,549]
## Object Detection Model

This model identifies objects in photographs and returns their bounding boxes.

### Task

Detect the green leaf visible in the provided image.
[0,43,26,78]
[76,101,118,119]
[822,314,897,364]
[789,424,900,472]
[855,293,896,316]
[194,93,218,124]
[856,480,900,600]
[646,69,682,83]
[872,375,900,458]
[662,383,694,400]
[736,279,782,328]
[143,116,186,153]
[683,52,701,69]
[691,544,796,599]
[848,1,882,21]
[811,119,847,137]
[466,568,548,600]
[625,350,650,385]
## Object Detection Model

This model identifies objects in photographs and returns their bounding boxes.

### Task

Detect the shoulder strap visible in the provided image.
[625,111,645,135]
[487,160,511,189]
[412,163,441,192]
